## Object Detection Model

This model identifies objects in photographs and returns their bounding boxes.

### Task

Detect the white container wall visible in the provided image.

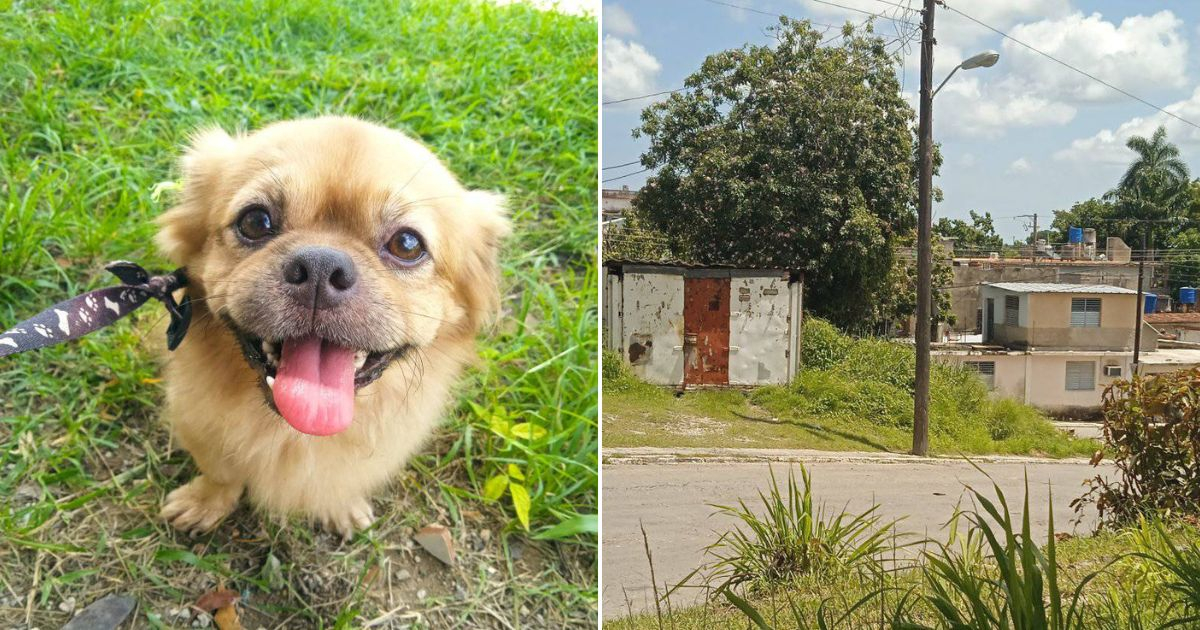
[605,263,802,387]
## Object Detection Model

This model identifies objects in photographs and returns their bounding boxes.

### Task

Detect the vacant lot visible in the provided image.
[0,1,596,627]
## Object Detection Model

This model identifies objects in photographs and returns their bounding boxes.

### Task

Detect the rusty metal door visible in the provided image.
[683,277,730,385]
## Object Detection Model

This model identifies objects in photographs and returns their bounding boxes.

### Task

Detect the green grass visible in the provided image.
[602,319,1096,457]
[0,0,596,627]
[606,475,1200,629]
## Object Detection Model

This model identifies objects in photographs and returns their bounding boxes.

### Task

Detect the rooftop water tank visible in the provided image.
[1068,226,1083,243]
[1144,293,1158,313]
[1182,287,1197,305]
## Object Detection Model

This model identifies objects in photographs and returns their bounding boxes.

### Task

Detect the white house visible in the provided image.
[934,282,1200,416]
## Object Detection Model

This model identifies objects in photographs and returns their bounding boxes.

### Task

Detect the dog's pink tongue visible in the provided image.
[273,336,356,436]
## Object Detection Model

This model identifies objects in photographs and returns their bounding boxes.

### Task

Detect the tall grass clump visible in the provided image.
[705,465,899,593]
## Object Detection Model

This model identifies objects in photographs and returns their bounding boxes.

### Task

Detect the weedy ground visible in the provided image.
[603,316,1097,458]
[0,0,597,627]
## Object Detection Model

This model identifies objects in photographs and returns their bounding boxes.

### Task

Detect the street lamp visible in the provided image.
[911,37,1001,456]
[932,50,1000,97]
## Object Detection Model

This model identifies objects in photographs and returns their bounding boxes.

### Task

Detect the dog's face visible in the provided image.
[156,117,508,436]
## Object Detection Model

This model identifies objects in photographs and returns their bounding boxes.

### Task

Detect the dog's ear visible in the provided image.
[454,190,511,331]
[155,127,238,265]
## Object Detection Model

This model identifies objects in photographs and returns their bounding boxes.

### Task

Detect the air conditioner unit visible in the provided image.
[1103,365,1122,377]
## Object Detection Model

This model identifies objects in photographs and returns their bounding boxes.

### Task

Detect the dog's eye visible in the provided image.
[384,229,427,265]
[235,205,275,242]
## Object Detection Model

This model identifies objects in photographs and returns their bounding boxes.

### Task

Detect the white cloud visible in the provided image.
[960,153,977,168]
[602,35,662,102]
[603,3,637,36]
[1007,157,1031,174]
[1055,86,1200,165]
[1005,11,1188,103]
[935,76,1076,139]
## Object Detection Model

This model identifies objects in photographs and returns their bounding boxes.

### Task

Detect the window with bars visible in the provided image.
[964,361,996,390]
[1070,298,1101,327]
[1004,295,1019,326]
[1065,361,1096,391]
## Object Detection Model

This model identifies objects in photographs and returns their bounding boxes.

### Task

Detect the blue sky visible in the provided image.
[602,0,1200,240]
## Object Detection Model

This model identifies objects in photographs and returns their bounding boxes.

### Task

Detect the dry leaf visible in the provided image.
[214,604,243,630]
[195,588,240,612]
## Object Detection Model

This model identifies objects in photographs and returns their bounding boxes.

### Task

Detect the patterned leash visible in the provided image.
[0,261,192,358]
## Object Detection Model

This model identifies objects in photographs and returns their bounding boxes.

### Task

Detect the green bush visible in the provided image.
[801,317,854,370]
[1076,369,1200,526]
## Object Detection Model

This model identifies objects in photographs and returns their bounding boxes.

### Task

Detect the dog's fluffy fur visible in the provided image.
[155,116,507,536]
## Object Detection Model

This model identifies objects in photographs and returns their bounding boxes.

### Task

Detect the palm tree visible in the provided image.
[1119,125,1190,193]
[1111,126,1191,246]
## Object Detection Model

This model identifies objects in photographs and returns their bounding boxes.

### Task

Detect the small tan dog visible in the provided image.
[155,116,507,536]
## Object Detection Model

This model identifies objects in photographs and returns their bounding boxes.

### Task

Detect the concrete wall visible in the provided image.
[936,351,1132,415]
[728,274,795,385]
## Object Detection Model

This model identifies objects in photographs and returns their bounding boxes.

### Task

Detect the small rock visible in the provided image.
[62,595,136,630]
[192,611,212,628]
[416,589,427,600]
[413,523,455,566]
[58,596,77,613]
[394,569,412,582]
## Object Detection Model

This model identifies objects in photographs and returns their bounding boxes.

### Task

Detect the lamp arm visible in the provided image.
[932,64,962,98]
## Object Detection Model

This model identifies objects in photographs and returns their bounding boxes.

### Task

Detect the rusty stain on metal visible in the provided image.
[684,277,730,385]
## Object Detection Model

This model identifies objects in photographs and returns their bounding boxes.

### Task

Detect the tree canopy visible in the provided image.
[934,210,1004,253]
[1051,126,1192,249]
[629,18,922,327]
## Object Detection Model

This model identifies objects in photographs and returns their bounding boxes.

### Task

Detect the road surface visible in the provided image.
[601,448,1114,620]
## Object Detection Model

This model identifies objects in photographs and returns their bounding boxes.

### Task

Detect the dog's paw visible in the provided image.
[319,498,376,540]
[161,476,242,534]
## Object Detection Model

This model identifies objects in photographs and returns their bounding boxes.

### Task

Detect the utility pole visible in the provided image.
[913,0,936,457]
[1132,231,1147,373]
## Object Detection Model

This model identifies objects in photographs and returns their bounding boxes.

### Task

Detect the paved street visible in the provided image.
[601,448,1114,619]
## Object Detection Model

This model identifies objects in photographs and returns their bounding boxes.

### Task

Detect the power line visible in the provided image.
[700,0,838,28]
[602,160,641,171]
[942,2,1200,132]
[603,168,652,183]
[808,0,916,23]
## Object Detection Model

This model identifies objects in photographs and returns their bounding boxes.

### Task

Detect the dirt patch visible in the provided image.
[664,415,725,437]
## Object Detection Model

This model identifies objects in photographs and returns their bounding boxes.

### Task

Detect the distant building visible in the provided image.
[604,261,803,388]
[934,282,1200,416]
[602,186,637,224]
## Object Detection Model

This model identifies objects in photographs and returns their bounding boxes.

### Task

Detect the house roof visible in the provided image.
[1145,312,1200,324]
[983,282,1138,295]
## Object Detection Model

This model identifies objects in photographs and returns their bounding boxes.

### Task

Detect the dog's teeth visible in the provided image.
[354,351,367,369]
[266,375,275,389]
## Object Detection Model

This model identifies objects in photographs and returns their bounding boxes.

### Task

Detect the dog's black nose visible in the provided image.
[282,246,358,309]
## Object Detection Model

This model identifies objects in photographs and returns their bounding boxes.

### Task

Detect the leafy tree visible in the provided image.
[934,210,1003,252]
[630,18,922,328]
[1048,197,1117,244]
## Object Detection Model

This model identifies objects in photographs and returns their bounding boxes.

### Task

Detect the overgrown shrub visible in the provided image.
[1075,369,1200,526]
[705,465,897,593]
[801,317,854,370]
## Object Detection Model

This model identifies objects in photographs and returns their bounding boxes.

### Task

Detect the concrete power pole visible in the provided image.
[913,0,936,457]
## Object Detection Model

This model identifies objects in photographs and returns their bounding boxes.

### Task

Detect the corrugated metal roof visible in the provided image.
[983,282,1138,295]
[604,259,804,273]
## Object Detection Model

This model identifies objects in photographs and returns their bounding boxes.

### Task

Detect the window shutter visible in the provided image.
[1065,361,1096,391]
[1070,298,1101,327]
[965,361,996,390]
